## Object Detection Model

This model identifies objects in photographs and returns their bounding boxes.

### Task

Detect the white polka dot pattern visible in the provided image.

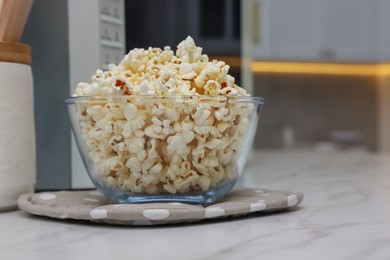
[143,209,170,220]
[90,208,108,219]
[205,208,225,218]
[250,202,267,212]
[39,193,56,200]
[287,194,298,207]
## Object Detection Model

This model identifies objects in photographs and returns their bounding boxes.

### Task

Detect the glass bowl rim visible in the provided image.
[65,95,264,105]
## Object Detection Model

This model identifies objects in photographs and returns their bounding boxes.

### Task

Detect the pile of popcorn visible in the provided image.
[74,36,254,194]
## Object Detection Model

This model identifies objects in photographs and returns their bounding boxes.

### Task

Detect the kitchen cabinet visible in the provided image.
[251,0,383,61]
[319,0,374,61]
[374,0,390,60]
[249,0,270,59]
[273,0,321,60]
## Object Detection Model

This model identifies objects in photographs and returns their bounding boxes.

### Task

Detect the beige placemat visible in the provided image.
[18,188,303,226]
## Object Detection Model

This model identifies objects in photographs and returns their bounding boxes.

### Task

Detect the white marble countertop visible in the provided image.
[1,150,390,260]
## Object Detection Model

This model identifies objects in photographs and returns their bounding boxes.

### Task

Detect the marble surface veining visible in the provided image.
[1,150,390,260]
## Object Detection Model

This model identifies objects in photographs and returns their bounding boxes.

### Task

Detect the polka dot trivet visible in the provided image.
[17,188,303,226]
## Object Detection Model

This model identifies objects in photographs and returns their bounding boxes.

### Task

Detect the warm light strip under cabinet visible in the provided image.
[251,62,390,76]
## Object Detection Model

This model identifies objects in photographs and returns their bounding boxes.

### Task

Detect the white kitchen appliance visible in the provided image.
[23,0,125,190]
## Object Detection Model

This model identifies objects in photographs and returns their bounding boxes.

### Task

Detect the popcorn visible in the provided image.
[124,103,138,121]
[126,157,141,173]
[204,80,221,96]
[73,36,255,195]
[167,135,190,157]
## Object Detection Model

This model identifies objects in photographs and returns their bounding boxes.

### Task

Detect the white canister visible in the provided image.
[0,43,35,211]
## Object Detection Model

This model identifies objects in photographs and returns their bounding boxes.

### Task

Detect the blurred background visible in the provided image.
[22,0,390,190]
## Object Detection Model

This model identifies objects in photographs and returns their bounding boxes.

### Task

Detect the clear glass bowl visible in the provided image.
[66,95,263,205]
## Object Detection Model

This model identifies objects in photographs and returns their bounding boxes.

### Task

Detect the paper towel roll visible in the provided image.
[0,61,35,211]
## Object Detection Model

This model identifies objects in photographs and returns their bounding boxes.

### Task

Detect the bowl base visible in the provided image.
[92,177,237,206]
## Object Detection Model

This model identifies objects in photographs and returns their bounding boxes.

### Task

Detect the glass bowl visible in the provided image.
[66,95,263,205]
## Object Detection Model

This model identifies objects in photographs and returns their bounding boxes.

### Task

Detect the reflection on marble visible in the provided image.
[1,150,390,260]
